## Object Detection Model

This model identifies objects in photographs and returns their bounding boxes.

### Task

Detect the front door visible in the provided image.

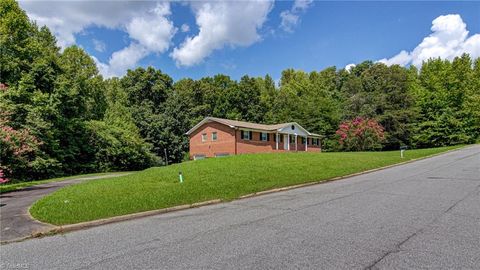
[284,134,289,150]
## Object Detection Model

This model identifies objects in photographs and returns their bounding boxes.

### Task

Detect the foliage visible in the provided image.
[0,169,8,183]
[336,117,385,151]
[85,120,158,171]
[411,55,478,147]
[0,112,42,180]
[338,62,416,149]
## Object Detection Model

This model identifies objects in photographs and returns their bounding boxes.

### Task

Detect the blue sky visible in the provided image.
[20,1,480,81]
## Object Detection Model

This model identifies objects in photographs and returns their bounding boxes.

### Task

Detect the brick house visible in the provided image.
[186,117,321,159]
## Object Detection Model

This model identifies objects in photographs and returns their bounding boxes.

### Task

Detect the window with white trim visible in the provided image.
[211,132,217,141]
[261,133,268,141]
[241,130,251,140]
[201,133,207,142]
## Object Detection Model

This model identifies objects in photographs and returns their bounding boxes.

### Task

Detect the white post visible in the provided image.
[305,136,308,152]
[287,134,290,150]
[276,133,278,150]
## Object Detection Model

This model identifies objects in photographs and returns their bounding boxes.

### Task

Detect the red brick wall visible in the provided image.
[305,137,321,152]
[189,122,236,158]
[236,131,277,154]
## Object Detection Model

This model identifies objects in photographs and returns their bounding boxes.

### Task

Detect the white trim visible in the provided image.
[275,133,279,150]
[260,132,268,141]
[240,130,251,140]
[277,123,309,137]
[186,118,211,135]
[286,134,290,150]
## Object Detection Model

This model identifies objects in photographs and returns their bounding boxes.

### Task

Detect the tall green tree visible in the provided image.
[0,0,63,179]
[86,78,157,171]
[119,67,173,158]
[413,56,477,147]
[257,74,277,123]
[339,62,416,149]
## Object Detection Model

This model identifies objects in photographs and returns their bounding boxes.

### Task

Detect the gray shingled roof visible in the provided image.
[207,117,292,131]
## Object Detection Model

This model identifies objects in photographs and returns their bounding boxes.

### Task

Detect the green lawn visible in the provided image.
[0,172,131,193]
[30,146,463,225]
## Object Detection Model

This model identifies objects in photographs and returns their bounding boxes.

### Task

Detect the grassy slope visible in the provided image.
[30,146,462,225]
[0,172,131,193]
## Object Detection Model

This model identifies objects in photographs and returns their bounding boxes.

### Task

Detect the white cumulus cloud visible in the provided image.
[379,14,480,67]
[92,39,106,52]
[125,2,176,53]
[20,1,157,48]
[345,63,356,72]
[171,1,274,67]
[20,1,176,78]
[181,23,190,33]
[94,44,149,78]
[280,0,313,33]
[378,50,411,66]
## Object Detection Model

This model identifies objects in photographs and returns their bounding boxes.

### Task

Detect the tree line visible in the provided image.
[1,0,479,181]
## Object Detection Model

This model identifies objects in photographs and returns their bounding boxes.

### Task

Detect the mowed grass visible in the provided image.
[0,172,131,193]
[30,146,462,225]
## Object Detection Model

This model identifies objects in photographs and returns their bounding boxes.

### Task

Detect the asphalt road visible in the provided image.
[0,173,130,242]
[1,146,479,270]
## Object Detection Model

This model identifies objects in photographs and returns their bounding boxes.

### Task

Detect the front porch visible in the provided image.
[272,133,321,152]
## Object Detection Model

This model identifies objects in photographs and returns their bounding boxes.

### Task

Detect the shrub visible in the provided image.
[336,117,385,151]
[0,112,42,180]
[86,120,159,171]
[0,169,9,183]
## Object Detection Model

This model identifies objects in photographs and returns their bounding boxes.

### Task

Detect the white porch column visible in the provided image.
[275,133,279,150]
[287,134,290,150]
[305,136,308,152]
[295,134,298,151]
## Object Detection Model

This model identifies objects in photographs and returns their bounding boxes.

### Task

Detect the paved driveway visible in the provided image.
[1,146,479,269]
[0,173,129,242]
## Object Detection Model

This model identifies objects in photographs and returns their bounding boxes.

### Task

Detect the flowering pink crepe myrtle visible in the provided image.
[0,169,9,184]
[336,117,385,151]
[0,111,41,182]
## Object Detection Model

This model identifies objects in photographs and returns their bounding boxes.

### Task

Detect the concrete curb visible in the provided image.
[1,199,222,245]
[1,145,471,245]
[55,199,222,234]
